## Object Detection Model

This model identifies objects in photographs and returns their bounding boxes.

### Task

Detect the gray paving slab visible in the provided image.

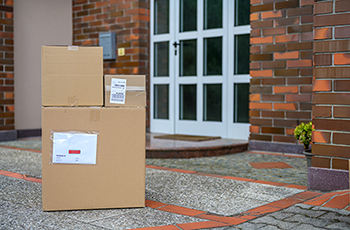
[91,208,203,230]
[145,168,304,216]
[0,147,42,178]
[146,151,308,186]
[0,176,204,230]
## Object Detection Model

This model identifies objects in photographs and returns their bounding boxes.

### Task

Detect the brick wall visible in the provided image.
[312,0,350,171]
[0,0,14,131]
[72,0,150,129]
[249,0,314,152]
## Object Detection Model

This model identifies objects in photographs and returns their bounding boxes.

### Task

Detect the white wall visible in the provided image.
[14,0,72,130]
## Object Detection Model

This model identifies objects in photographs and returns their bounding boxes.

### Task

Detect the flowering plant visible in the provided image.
[294,121,314,150]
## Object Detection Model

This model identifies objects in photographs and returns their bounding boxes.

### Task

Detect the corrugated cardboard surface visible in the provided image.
[104,75,146,107]
[42,46,103,106]
[42,107,146,211]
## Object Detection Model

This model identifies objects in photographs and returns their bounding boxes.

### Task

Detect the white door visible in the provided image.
[150,0,250,139]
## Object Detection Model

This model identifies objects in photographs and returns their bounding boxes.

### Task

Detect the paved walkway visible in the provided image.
[0,138,349,229]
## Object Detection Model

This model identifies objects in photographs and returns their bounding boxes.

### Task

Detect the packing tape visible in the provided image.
[90,109,100,122]
[105,85,145,92]
[68,96,78,106]
[68,46,79,51]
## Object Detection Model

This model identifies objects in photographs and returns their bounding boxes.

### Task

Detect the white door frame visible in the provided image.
[150,0,250,139]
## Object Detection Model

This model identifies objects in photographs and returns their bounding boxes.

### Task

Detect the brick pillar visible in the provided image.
[310,0,350,191]
[72,0,150,130]
[0,0,14,134]
[249,0,314,153]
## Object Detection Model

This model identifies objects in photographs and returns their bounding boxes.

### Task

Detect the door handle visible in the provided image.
[173,42,181,48]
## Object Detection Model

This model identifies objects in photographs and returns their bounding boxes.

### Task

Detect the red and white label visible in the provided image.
[69,150,81,154]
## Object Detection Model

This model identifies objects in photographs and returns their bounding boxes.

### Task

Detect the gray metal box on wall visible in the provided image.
[99,32,116,60]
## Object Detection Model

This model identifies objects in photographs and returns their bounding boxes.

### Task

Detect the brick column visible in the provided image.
[310,0,350,191]
[0,0,14,135]
[72,0,150,130]
[249,0,314,153]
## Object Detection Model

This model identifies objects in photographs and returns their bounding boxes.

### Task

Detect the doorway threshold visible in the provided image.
[146,133,248,158]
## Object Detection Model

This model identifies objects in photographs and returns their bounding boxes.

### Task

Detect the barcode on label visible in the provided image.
[110,78,127,104]
[111,93,125,102]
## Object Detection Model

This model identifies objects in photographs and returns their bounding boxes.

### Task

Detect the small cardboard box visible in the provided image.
[104,75,146,107]
[42,107,145,211]
[42,46,103,106]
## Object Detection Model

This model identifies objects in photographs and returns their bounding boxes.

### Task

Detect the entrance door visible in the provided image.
[150,0,250,139]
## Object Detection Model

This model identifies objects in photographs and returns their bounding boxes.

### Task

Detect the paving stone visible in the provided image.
[294,223,326,230]
[146,151,308,186]
[259,225,282,230]
[145,168,303,216]
[311,205,350,215]
[251,215,299,229]
[231,222,267,229]
[0,148,42,178]
[282,205,327,218]
[90,208,204,230]
[326,222,350,229]
[284,214,334,228]
[319,212,350,224]
[267,211,295,220]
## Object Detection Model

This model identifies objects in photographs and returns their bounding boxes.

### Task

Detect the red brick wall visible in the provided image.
[250,0,314,148]
[72,0,150,129]
[0,0,14,131]
[312,0,350,171]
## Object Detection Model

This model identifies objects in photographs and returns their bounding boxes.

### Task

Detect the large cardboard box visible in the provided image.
[42,46,103,106]
[42,107,145,211]
[104,75,146,107]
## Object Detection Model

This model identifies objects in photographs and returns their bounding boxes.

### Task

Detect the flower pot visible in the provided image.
[303,149,314,168]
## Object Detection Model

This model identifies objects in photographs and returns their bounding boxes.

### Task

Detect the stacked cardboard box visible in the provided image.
[41,46,146,211]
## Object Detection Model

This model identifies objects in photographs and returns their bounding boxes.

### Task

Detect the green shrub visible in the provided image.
[294,121,314,150]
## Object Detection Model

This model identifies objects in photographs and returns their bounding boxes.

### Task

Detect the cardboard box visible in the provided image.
[42,46,103,106]
[42,107,146,211]
[104,75,146,107]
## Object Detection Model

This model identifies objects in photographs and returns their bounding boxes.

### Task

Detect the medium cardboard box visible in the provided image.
[42,46,103,106]
[104,75,146,107]
[42,107,145,211]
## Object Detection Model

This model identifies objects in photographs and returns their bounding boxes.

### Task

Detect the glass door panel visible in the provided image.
[234,34,250,75]
[235,0,250,26]
[203,84,222,121]
[179,84,197,120]
[154,41,169,77]
[180,0,197,32]
[204,37,222,76]
[154,84,169,119]
[180,39,197,76]
[154,0,169,34]
[204,0,222,29]
[234,83,249,123]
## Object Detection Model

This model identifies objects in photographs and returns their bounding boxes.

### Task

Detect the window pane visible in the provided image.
[180,0,197,32]
[235,0,250,26]
[154,84,169,119]
[203,84,222,121]
[179,84,196,120]
[154,42,169,77]
[234,34,250,75]
[204,0,222,29]
[234,83,249,123]
[180,39,197,76]
[204,37,222,76]
[154,0,169,34]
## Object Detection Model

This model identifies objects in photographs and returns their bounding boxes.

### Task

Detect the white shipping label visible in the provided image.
[52,132,98,164]
[110,78,126,104]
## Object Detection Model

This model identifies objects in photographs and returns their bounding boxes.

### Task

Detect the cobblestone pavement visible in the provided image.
[1,138,349,230]
[208,204,350,229]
